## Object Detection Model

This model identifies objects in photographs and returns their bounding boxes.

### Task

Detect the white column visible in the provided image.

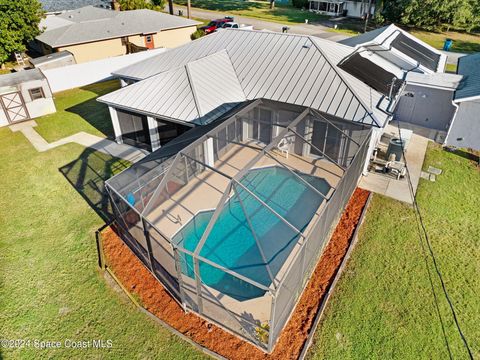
[203,138,215,167]
[147,116,161,151]
[109,106,123,144]
[363,126,383,175]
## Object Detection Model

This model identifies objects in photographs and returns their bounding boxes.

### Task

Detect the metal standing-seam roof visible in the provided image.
[99,50,246,125]
[454,53,480,102]
[105,29,389,127]
[36,6,200,48]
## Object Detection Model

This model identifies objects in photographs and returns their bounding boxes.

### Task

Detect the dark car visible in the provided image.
[201,17,234,34]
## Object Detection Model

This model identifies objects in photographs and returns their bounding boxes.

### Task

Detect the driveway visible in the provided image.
[169,4,350,41]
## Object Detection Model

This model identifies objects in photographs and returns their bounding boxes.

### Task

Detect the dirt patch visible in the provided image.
[102,188,370,359]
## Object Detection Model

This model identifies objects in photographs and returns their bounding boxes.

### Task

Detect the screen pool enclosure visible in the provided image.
[106,99,373,352]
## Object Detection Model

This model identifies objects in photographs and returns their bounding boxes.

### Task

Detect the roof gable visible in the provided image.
[99,50,246,124]
[111,30,386,127]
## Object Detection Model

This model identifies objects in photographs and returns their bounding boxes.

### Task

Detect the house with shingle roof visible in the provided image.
[34,6,199,63]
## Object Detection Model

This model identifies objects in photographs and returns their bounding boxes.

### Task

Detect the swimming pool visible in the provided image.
[173,166,330,301]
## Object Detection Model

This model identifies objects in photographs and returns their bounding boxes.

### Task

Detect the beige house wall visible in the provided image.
[51,25,196,63]
[153,26,197,48]
[58,38,126,63]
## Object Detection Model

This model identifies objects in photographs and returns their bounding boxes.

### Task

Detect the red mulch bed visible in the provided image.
[102,188,370,359]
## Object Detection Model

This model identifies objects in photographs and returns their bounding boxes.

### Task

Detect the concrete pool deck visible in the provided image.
[146,141,343,239]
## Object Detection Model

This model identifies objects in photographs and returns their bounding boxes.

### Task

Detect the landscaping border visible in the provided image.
[298,192,372,359]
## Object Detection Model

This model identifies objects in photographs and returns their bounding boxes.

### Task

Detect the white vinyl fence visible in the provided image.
[43,48,166,93]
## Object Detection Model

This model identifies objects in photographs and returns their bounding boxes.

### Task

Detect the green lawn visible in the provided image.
[411,30,480,53]
[0,92,205,359]
[174,0,328,24]
[35,80,120,143]
[308,143,480,359]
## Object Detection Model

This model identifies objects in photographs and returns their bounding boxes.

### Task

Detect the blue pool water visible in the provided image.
[172,166,330,301]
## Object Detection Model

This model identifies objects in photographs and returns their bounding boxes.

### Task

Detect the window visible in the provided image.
[28,87,44,100]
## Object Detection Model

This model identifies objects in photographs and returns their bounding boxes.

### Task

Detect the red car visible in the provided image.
[201,17,234,34]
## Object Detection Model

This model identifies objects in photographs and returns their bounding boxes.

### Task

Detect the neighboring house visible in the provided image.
[98,29,392,158]
[340,24,462,135]
[0,69,56,127]
[445,53,480,151]
[30,50,76,71]
[309,0,375,18]
[40,0,110,12]
[34,6,200,63]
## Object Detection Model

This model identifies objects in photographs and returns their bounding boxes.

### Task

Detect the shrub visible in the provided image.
[191,29,205,40]
[292,0,308,9]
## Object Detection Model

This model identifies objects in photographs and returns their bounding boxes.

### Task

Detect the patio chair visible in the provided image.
[277,137,291,158]
[385,160,407,180]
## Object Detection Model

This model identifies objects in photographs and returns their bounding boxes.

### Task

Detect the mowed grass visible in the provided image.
[409,30,480,53]
[174,0,328,24]
[0,114,205,357]
[309,143,480,359]
[34,80,120,142]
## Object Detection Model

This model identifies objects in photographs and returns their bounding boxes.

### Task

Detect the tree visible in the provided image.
[380,0,480,31]
[118,0,166,11]
[0,0,44,65]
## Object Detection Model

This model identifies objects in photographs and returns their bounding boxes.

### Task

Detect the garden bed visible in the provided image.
[102,188,370,359]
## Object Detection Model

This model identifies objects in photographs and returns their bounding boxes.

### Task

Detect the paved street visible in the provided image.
[169,4,350,41]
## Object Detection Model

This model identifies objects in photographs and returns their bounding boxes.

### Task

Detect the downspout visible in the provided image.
[443,100,460,147]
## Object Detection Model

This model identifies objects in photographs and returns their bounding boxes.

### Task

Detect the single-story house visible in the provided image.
[0,69,56,127]
[30,50,76,70]
[34,6,200,63]
[340,24,463,135]
[100,29,384,351]
[309,0,375,18]
[445,53,480,151]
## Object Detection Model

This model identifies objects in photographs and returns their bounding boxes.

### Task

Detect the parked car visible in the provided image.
[201,17,234,34]
[216,22,254,31]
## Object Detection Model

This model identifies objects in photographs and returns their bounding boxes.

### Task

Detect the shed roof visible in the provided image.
[36,6,200,47]
[105,29,389,127]
[30,50,74,66]
[0,69,46,87]
[454,53,480,102]
[339,24,446,74]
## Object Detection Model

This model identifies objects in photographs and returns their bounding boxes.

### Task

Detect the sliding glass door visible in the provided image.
[252,108,273,144]
[309,119,345,162]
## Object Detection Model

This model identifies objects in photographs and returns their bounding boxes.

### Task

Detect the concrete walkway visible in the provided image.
[171,5,349,41]
[9,120,147,163]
